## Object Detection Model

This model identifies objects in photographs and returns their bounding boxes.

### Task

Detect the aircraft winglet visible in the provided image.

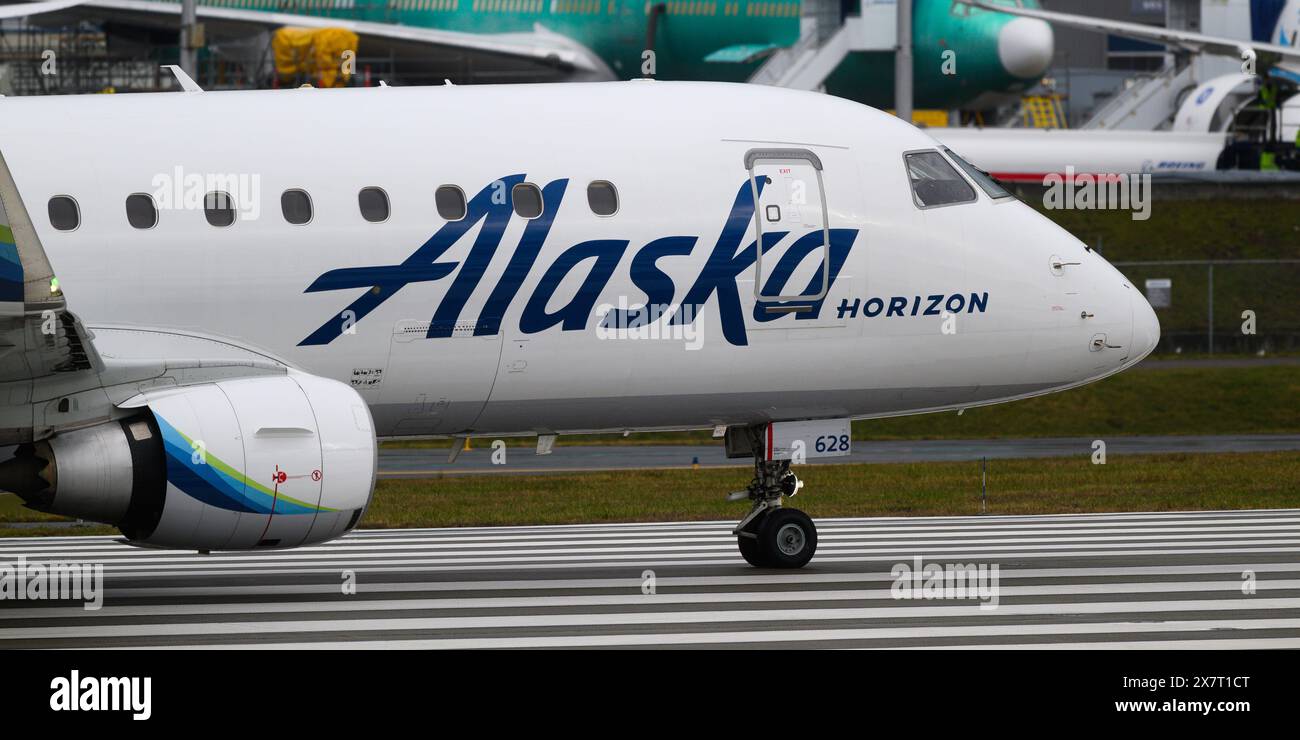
[160,65,203,93]
[704,43,780,64]
[0,0,85,20]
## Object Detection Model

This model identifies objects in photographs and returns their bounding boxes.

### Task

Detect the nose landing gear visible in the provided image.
[729,439,818,569]
[724,420,848,568]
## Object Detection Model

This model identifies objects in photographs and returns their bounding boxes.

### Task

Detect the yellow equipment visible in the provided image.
[886,109,952,127]
[1020,94,1067,129]
[273,27,359,88]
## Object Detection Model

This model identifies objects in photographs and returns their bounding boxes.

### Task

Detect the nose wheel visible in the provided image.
[729,442,818,568]
[737,506,818,568]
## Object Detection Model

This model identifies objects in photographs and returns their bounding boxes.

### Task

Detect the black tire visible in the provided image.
[758,508,817,569]
[737,510,770,567]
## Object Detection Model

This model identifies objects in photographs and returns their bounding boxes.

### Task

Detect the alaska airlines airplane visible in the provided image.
[0,80,1159,568]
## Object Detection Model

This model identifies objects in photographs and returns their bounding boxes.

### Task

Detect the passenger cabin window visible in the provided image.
[435,186,466,221]
[204,191,236,227]
[943,147,1012,200]
[125,193,158,229]
[281,189,313,225]
[358,187,390,223]
[904,151,977,208]
[586,181,618,216]
[512,183,543,219]
[48,196,80,231]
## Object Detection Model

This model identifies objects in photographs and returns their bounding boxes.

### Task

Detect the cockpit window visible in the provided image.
[944,147,1012,200]
[904,150,977,208]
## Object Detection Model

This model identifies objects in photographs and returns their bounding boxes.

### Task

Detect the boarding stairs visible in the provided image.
[1083,63,1198,131]
[749,0,896,90]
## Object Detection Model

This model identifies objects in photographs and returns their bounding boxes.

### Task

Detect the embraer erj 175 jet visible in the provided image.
[0,80,1159,568]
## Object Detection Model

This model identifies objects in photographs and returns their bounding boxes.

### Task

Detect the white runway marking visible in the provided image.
[123,620,1300,650]
[2,509,1298,649]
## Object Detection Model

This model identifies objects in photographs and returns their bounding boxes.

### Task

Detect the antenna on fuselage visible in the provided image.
[160,65,203,93]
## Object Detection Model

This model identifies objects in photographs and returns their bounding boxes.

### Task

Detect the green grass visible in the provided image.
[380,364,1300,448]
[0,524,116,538]
[4,452,1295,536]
[1031,199,1300,345]
[1030,199,1300,260]
[361,451,1300,529]
[858,365,1300,440]
[0,493,116,536]
[1108,261,1299,346]
[0,492,67,523]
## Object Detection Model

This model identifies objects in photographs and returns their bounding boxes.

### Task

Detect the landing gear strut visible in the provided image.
[727,428,818,568]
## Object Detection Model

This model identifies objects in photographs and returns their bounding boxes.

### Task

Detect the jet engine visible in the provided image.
[0,372,376,550]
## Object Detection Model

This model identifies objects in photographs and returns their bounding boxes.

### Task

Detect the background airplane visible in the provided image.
[930,1,1300,176]
[963,0,1300,80]
[0,0,1056,110]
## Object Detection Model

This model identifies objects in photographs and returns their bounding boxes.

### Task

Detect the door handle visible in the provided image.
[1049,254,1081,276]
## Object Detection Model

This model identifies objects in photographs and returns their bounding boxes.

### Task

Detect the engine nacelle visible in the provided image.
[6,372,376,550]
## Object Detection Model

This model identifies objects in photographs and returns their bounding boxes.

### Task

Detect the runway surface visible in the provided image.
[2,509,1300,649]
[378,434,1300,477]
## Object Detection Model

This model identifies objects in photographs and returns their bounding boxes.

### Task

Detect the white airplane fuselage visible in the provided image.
[931,128,1231,180]
[0,81,1160,440]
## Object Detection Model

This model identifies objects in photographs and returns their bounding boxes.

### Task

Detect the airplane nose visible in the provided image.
[998,17,1054,79]
[1131,288,1161,360]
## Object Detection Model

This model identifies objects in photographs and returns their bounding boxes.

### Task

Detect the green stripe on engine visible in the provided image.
[0,224,13,245]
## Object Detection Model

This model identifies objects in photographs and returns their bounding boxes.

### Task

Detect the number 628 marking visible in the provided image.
[815,434,850,453]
